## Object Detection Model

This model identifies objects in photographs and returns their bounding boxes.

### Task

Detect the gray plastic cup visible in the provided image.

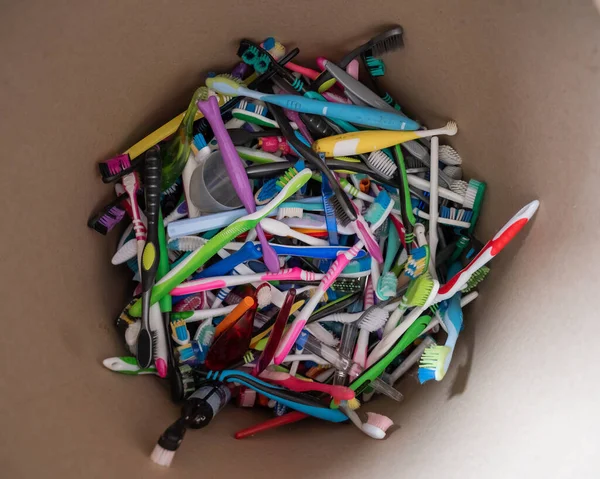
[189,150,243,213]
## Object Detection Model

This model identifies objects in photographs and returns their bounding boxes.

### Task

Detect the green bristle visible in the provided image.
[462,266,490,293]
[405,272,435,308]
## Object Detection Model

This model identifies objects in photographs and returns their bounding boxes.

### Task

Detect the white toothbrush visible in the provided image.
[260,217,329,246]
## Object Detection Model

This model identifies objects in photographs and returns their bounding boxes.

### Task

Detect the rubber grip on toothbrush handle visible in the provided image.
[143,147,162,232]
[197,95,279,273]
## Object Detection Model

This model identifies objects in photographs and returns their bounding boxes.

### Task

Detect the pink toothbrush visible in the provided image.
[196,94,280,272]
[170,267,321,296]
[259,370,355,402]
[274,241,364,364]
[435,200,540,302]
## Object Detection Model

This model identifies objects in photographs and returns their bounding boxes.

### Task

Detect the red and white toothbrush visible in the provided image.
[435,200,540,302]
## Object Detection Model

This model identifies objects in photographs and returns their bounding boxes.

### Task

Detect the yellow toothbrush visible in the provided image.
[312,121,457,157]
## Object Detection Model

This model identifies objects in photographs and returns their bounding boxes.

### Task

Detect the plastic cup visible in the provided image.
[189,150,243,213]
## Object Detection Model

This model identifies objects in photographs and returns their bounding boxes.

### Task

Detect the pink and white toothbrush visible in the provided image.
[196,94,280,272]
[274,241,365,364]
[121,173,146,269]
[170,267,321,296]
[435,199,540,302]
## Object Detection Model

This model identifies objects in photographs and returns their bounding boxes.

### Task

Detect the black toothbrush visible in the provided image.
[311,26,404,93]
[137,146,162,369]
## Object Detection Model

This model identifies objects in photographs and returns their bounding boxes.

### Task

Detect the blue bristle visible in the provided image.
[256,178,280,202]
[410,247,426,260]
[262,37,275,50]
[418,366,436,384]
[174,323,189,342]
[193,133,207,149]
[178,343,197,364]
[464,210,473,221]
[207,72,216,78]
[364,191,391,224]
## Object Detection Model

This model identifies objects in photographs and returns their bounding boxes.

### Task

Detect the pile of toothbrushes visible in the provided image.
[89,28,539,468]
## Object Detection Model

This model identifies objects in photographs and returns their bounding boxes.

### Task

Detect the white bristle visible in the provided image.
[168,236,205,251]
[150,444,176,467]
[443,165,463,180]
[463,179,482,209]
[111,238,138,265]
[439,145,462,165]
[358,308,389,332]
[121,171,139,191]
[306,323,339,347]
[256,285,272,308]
[276,207,303,220]
[450,180,469,197]
[402,140,428,160]
[361,412,394,439]
[365,150,397,179]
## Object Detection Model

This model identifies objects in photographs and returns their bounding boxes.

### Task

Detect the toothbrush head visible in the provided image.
[438,145,462,166]
[361,412,394,439]
[364,150,397,179]
[405,245,430,280]
[364,56,386,77]
[376,272,398,300]
[418,345,451,382]
[404,272,436,308]
[255,160,305,204]
[364,190,394,231]
[357,307,389,332]
[255,284,273,308]
[464,179,486,231]
[462,265,490,293]
[206,74,244,97]
[450,180,469,197]
[193,133,207,150]
[443,165,463,180]
[88,202,127,235]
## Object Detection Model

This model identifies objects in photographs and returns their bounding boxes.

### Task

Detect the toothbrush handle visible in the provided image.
[269,375,355,401]
[437,200,539,300]
[274,242,363,363]
[209,370,348,422]
[261,92,418,131]
[167,208,248,237]
[197,95,279,273]
[313,130,421,157]
[194,242,262,278]
[352,328,370,369]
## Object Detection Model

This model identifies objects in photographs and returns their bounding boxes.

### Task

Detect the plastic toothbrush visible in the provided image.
[434,199,540,302]
[171,267,322,296]
[196,93,279,273]
[206,75,419,131]
[274,241,364,364]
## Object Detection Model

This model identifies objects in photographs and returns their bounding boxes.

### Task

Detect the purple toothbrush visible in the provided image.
[197,95,280,272]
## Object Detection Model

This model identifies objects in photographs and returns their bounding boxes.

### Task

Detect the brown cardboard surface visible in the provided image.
[1,1,599,477]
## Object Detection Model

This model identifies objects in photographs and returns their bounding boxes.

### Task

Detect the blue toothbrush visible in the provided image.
[207,75,419,131]
[204,370,348,422]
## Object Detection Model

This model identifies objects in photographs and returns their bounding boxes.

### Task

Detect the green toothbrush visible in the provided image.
[129,167,313,317]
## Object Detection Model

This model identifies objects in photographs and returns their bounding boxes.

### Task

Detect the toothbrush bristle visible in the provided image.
[444,121,458,136]
[376,273,398,300]
[438,145,462,165]
[276,207,303,220]
[358,307,389,332]
[418,345,451,383]
[206,75,243,96]
[365,150,397,179]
